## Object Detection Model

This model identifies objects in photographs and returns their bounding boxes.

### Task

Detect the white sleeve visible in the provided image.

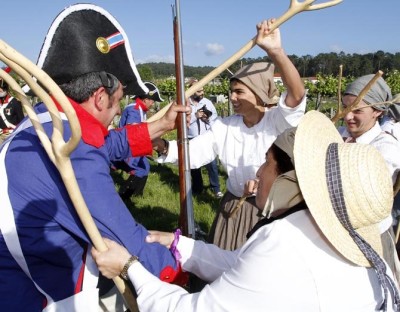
[127,223,311,312]
[268,90,307,133]
[178,236,239,282]
[156,120,222,169]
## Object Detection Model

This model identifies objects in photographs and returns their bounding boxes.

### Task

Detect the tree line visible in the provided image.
[138,50,400,81]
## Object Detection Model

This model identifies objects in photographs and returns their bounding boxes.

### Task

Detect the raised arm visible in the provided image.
[256,19,305,108]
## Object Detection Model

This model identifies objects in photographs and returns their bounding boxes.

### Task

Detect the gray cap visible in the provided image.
[231,62,280,105]
[344,75,392,111]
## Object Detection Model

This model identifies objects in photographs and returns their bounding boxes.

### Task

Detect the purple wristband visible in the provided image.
[170,228,182,264]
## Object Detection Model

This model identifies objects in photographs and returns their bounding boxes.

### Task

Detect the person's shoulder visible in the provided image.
[371,132,400,156]
[122,102,136,111]
[8,97,21,105]
[214,114,241,126]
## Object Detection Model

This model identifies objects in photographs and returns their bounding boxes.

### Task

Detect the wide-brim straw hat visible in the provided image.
[293,110,393,267]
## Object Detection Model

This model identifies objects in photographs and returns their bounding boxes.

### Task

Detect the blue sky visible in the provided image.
[1,0,399,68]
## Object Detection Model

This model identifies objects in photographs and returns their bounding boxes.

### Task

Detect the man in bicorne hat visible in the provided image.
[0,4,187,311]
[116,81,164,201]
[0,73,24,143]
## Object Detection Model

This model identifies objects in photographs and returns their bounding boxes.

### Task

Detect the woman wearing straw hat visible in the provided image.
[92,111,400,311]
[156,18,306,251]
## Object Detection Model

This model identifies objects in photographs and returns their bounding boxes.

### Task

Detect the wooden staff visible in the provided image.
[0,40,139,312]
[331,71,383,123]
[148,0,343,123]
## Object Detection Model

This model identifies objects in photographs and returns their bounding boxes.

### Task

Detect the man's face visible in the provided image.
[143,98,155,110]
[192,89,204,102]
[0,86,7,98]
[342,95,382,138]
[230,80,259,116]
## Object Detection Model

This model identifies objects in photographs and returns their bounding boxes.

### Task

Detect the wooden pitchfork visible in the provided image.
[147,0,343,123]
[0,40,139,312]
[331,70,384,124]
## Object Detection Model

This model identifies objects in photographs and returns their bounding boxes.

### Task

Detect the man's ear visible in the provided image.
[93,86,106,111]
[374,109,383,119]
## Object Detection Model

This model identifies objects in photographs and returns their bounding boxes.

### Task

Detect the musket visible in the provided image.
[172,1,195,238]
[148,0,343,123]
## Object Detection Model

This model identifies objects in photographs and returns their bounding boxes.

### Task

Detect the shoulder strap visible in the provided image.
[247,201,308,239]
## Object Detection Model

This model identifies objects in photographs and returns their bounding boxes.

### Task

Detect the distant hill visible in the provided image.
[138,50,400,80]
[137,62,216,79]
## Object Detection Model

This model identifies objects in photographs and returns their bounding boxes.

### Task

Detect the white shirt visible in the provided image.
[339,122,400,184]
[128,210,393,311]
[381,116,400,141]
[158,91,306,197]
[188,97,218,138]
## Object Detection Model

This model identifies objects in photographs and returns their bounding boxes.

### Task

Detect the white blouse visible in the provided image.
[158,91,307,197]
[128,210,392,311]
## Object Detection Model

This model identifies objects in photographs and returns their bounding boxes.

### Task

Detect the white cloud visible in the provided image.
[136,54,175,64]
[205,43,224,56]
[329,44,343,53]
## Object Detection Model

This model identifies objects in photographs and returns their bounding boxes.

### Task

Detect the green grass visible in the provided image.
[112,158,227,235]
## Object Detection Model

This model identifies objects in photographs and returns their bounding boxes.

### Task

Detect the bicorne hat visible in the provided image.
[36,3,147,95]
[143,82,164,102]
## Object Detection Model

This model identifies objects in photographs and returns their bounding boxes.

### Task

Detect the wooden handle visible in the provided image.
[148,0,342,123]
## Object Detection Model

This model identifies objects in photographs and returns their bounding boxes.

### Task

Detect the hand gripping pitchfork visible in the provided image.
[0,40,139,312]
[147,0,343,123]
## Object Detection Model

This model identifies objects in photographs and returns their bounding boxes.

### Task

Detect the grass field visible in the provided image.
[111,157,227,236]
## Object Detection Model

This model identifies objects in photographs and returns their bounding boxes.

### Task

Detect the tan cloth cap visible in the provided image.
[231,62,280,105]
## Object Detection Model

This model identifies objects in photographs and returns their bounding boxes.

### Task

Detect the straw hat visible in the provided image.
[294,111,393,267]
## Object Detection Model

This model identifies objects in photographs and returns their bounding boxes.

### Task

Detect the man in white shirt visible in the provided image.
[339,75,400,185]
[339,75,400,277]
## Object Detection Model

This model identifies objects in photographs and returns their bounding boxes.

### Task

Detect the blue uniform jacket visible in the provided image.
[0,101,178,311]
[116,102,150,177]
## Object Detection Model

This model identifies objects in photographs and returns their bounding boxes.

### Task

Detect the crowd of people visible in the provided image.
[1,3,400,312]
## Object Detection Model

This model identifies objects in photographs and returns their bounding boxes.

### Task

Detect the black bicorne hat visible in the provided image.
[143,82,164,102]
[36,3,148,95]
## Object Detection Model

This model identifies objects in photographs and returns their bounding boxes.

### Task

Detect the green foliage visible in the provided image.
[137,51,400,80]
[157,79,177,101]
[138,65,154,82]
[204,78,230,97]
[386,69,400,95]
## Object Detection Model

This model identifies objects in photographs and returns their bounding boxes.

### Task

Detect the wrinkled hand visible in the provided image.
[244,178,259,197]
[255,19,282,53]
[146,230,175,249]
[91,238,131,279]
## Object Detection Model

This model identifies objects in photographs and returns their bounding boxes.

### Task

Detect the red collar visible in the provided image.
[134,98,149,112]
[0,94,11,105]
[53,97,108,148]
